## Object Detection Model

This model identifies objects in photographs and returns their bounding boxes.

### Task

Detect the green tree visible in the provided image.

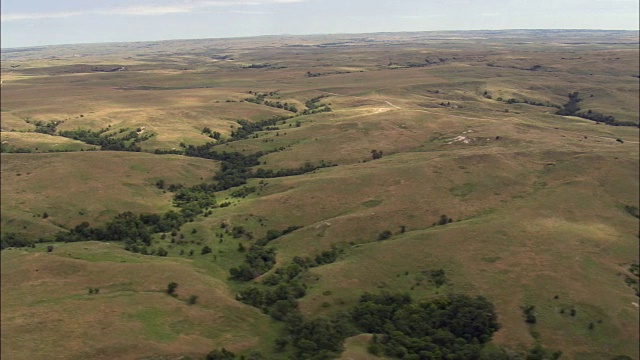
[188,295,198,305]
[522,305,537,324]
[206,348,236,360]
[378,230,392,241]
[167,282,178,295]
[437,214,451,225]
[156,247,168,256]
[275,338,288,352]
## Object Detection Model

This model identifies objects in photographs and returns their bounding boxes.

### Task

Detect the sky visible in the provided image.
[1,0,639,48]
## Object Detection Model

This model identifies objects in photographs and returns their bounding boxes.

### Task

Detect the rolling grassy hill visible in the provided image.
[1,30,638,360]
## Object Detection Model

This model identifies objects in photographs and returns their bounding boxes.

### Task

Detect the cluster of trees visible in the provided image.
[244,92,298,113]
[303,96,332,115]
[182,143,330,193]
[429,268,447,287]
[305,70,352,78]
[555,92,636,127]
[624,262,639,297]
[201,127,222,140]
[170,182,218,218]
[52,210,190,252]
[555,92,582,116]
[230,117,293,140]
[285,312,355,359]
[59,127,154,151]
[0,143,33,153]
[579,109,628,126]
[388,59,446,69]
[1,233,35,250]
[500,97,559,108]
[233,245,347,359]
[206,348,237,360]
[206,348,266,360]
[54,212,151,245]
[42,180,216,256]
[244,64,271,69]
[235,247,343,311]
[180,146,264,190]
[236,278,307,316]
[353,292,500,359]
[236,247,342,308]
[229,245,277,281]
[253,161,335,178]
[213,153,264,190]
[30,120,63,135]
[230,186,257,198]
[254,225,302,246]
[264,100,298,113]
[479,344,562,360]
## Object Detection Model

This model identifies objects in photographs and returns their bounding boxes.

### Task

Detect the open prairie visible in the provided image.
[1,30,638,360]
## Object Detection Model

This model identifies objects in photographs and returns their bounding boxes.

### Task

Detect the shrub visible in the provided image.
[377,230,392,241]
[522,305,537,324]
[167,282,178,295]
[206,348,235,360]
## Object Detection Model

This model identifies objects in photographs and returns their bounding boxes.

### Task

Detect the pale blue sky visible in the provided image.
[1,0,638,48]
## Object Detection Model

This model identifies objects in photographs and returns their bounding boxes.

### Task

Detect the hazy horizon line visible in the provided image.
[2,28,638,50]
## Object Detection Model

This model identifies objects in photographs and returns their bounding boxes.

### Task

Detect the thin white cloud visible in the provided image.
[104,5,194,16]
[393,15,444,19]
[1,0,304,22]
[1,11,85,22]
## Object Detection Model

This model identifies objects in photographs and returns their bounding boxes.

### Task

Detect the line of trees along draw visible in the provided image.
[555,92,637,127]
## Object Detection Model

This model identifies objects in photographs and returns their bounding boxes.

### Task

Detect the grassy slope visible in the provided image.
[1,152,220,236]
[1,32,638,360]
[1,131,97,152]
[1,242,281,360]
